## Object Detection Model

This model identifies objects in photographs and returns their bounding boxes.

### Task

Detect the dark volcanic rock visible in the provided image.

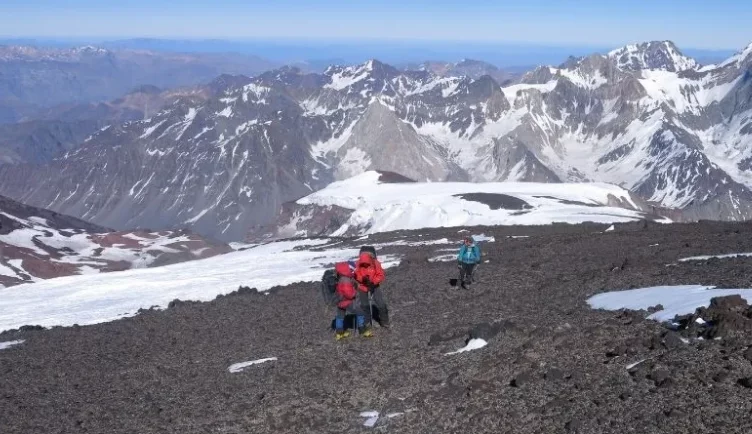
[454,193,532,211]
[737,377,752,389]
[510,371,534,388]
[648,367,672,387]
[662,331,686,349]
[4,222,752,432]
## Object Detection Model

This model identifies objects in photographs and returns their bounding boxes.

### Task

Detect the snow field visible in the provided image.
[0,239,399,332]
[297,172,656,236]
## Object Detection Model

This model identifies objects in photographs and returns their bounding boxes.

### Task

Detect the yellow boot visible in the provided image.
[359,326,374,338]
[335,330,351,341]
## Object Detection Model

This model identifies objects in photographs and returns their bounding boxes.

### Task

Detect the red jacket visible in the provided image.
[354,252,385,293]
[335,262,357,309]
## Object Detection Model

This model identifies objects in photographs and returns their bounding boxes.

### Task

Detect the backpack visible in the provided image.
[320,269,340,306]
[359,245,377,258]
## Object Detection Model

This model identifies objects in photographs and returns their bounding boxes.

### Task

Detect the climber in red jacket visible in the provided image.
[333,262,367,340]
[354,251,389,331]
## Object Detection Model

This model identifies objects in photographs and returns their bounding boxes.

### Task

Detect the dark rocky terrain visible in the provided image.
[4,221,752,433]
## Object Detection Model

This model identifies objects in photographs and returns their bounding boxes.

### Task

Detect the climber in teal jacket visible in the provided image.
[457,236,481,289]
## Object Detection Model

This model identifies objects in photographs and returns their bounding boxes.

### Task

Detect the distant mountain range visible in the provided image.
[0,40,749,242]
[0,45,277,123]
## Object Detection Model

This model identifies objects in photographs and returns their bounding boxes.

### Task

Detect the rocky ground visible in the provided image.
[4,220,752,433]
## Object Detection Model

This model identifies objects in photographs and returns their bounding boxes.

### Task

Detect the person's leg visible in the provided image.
[465,264,476,283]
[358,291,372,325]
[372,286,390,327]
[334,307,350,339]
[347,302,370,336]
[461,263,474,284]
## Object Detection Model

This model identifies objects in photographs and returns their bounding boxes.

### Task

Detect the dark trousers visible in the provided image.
[336,302,364,319]
[334,302,364,331]
[459,263,476,285]
[359,286,389,326]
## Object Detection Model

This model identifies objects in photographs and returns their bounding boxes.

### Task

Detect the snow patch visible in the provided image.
[360,411,379,427]
[228,357,277,373]
[678,252,752,262]
[587,285,752,322]
[216,106,233,118]
[0,339,24,350]
[445,338,488,355]
[325,65,371,90]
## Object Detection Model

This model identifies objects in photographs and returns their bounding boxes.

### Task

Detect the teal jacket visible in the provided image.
[457,243,481,264]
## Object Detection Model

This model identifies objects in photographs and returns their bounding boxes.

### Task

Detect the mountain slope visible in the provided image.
[405,59,522,85]
[0,194,230,287]
[0,78,250,165]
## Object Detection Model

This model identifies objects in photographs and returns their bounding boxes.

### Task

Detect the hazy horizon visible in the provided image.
[0,35,740,69]
[1,0,751,50]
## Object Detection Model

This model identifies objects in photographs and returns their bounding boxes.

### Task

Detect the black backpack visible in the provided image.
[359,245,377,258]
[320,269,340,306]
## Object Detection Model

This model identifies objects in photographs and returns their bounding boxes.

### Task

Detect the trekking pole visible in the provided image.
[369,291,374,329]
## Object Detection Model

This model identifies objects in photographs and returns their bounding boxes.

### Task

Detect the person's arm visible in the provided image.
[457,245,465,262]
[371,260,385,285]
[474,246,481,263]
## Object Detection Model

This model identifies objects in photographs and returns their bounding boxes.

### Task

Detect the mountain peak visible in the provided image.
[323,59,398,91]
[719,41,752,68]
[608,40,698,72]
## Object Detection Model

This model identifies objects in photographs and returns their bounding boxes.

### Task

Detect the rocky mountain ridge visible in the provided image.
[0,40,750,241]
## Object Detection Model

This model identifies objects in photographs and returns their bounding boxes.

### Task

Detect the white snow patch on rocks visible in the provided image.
[360,410,379,427]
[587,285,752,322]
[228,357,277,373]
[0,340,24,350]
[445,338,488,355]
[678,252,752,262]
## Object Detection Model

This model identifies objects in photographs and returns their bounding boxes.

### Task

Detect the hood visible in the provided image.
[335,262,353,277]
[358,252,375,266]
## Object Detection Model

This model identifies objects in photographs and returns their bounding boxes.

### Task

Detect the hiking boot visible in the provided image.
[359,327,374,338]
[335,330,351,341]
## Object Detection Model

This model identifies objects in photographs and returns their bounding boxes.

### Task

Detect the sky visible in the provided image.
[0,0,750,50]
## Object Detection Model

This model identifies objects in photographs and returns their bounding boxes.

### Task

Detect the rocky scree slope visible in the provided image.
[4,221,752,432]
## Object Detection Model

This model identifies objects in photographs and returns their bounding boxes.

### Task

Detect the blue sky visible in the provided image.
[1,0,750,50]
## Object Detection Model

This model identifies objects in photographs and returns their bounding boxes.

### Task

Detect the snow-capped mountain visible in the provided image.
[248,171,664,240]
[405,59,520,85]
[607,41,699,72]
[0,194,230,288]
[0,40,751,241]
